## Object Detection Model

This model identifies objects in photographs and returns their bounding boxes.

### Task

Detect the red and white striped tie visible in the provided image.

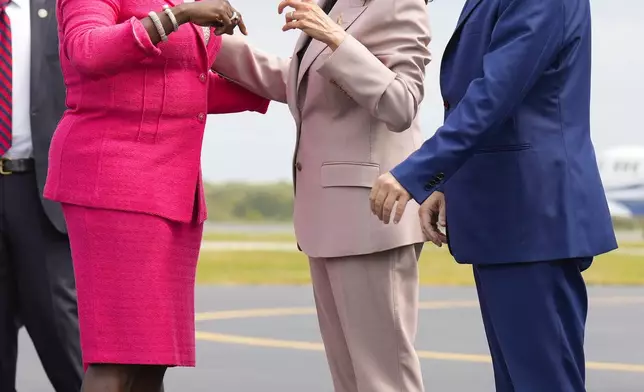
[0,0,12,156]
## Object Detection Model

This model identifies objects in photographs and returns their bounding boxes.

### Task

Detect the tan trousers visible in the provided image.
[308,244,424,392]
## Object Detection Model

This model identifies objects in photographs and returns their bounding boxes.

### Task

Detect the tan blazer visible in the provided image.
[213,0,431,258]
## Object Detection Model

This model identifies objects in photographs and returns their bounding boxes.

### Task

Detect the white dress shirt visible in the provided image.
[4,0,32,159]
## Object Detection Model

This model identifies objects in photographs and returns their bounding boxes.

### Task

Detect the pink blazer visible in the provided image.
[44,0,269,223]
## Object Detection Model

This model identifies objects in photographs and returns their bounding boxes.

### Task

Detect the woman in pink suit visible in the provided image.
[44,0,268,390]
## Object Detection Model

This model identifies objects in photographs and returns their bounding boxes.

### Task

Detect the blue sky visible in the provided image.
[201,0,642,182]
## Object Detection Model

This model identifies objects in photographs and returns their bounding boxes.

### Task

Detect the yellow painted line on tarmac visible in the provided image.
[195,297,644,322]
[419,300,479,309]
[196,331,324,351]
[195,331,644,373]
[194,301,479,322]
[590,296,644,305]
[587,362,644,373]
[195,297,644,373]
[196,307,317,321]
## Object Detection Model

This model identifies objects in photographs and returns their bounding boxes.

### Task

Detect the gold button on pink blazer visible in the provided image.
[213,0,432,258]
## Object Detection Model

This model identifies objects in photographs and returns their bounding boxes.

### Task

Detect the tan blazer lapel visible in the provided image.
[296,39,326,88]
[286,32,313,122]
[296,0,368,89]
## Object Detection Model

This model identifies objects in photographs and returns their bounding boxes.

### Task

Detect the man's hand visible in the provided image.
[420,191,447,247]
[370,172,411,224]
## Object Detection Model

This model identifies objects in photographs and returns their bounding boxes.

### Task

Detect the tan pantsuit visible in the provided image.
[212,0,432,389]
[309,244,424,392]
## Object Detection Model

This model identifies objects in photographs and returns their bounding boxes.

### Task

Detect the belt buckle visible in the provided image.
[0,158,12,175]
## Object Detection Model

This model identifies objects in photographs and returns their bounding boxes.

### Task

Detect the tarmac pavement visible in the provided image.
[17,286,644,392]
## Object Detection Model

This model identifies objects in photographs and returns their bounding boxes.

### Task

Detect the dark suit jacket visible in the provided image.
[392,0,617,264]
[30,0,67,233]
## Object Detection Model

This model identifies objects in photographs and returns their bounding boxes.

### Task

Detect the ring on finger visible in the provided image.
[289,11,296,20]
[231,11,239,22]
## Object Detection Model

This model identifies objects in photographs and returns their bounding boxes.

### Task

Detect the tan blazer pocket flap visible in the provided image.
[320,162,381,188]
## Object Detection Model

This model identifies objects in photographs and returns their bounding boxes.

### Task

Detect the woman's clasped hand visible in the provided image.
[177,0,248,35]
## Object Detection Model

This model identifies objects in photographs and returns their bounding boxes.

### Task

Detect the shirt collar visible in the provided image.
[10,0,26,8]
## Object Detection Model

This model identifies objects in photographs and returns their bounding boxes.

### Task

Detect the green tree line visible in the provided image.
[205,182,294,222]
[205,182,644,232]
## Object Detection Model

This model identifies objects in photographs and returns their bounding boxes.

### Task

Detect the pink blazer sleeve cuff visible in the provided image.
[207,72,271,114]
[131,17,163,57]
[60,16,162,76]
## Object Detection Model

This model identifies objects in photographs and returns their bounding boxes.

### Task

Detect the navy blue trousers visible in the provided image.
[473,258,591,392]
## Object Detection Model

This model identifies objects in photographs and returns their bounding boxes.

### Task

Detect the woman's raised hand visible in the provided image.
[278,0,345,49]
[179,0,248,36]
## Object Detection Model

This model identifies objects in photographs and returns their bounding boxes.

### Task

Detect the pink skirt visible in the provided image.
[62,204,203,367]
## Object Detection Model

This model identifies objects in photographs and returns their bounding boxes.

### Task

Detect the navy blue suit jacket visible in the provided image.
[391,0,617,264]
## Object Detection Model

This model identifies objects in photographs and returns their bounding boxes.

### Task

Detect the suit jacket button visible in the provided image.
[199,73,207,83]
[295,162,302,171]
[443,100,450,110]
[436,172,445,180]
[197,113,205,122]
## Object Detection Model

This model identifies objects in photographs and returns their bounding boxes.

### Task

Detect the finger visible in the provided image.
[224,20,237,35]
[428,225,445,247]
[372,189,388,221]
[424,207,442,247]
[380,192,398,224]
[229,10,238,23]
[216,12,232,29]
[421,225,433,245]
[426,224,440,247]
[214,26,234,36]
[277,0,289,14]
[426,209,443,247]
[285,10,306,22]
[278,0,304,14]
[392,193,410,224]
[419,208,434,243]
[229,8,248,35]
[438,202,446,228]
[282,20,303,32]
[237,16,248,35]
[369,181,383,216]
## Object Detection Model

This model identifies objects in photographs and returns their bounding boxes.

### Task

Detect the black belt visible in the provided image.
[0,158,35,175]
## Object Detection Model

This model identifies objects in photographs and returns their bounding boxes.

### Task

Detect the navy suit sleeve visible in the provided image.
[391,0,565,204]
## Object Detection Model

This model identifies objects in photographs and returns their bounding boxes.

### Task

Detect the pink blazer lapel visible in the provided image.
[204,27,223,61]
